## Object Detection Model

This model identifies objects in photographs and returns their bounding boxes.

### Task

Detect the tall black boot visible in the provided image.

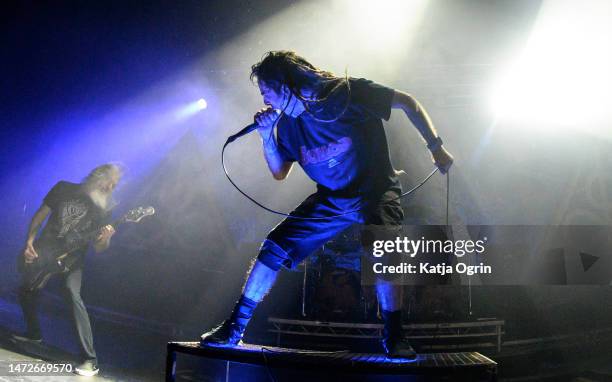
[381,309,417,359]
[200,295,258,347]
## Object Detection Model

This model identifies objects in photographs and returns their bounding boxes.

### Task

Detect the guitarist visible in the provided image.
[13,163,122,377]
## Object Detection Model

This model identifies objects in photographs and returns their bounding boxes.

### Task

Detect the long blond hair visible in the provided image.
[83,163,123,188]
[83,163,123,210]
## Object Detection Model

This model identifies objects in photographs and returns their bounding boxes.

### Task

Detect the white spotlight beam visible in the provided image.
[490,0,612,138]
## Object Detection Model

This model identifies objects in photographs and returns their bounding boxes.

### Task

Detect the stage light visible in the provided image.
[174,98,208,120]
[326,0,428,70]
[218,0,428,86]
[196,98,207,110]
[342,0,423,48]
[489,0,612,136]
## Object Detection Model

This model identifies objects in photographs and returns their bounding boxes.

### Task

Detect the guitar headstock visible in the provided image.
[124,206,155,223]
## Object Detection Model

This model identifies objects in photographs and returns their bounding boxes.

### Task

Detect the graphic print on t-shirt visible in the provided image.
[57,199,89,238]
[299,137,353,168]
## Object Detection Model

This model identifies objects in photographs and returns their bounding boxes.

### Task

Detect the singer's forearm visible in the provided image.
[262,138,292,180]
[392,90,439,145]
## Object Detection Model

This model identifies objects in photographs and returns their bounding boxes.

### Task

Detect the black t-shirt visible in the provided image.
[38,181,108,261]
[276,78,400,202]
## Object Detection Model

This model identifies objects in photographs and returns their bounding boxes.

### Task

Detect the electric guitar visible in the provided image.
[18,206,155,291]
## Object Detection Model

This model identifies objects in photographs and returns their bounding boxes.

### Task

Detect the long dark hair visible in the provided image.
[250,51,350,122]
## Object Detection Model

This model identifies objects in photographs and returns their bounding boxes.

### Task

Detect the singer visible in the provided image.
[201,51,453,358]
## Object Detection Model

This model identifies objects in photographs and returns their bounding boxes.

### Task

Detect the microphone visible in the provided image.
[225,109,282,144]
[225,122,259,144]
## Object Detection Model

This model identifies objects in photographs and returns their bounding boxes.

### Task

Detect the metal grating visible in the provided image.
[268,317,505,352]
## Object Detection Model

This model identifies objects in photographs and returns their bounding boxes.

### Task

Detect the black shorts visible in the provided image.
[257,187,403,271]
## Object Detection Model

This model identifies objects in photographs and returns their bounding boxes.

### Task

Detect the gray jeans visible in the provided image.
[18,267,97,361]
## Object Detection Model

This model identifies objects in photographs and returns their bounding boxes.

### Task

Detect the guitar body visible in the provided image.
[18,241,78,292]
[17,205,155,292]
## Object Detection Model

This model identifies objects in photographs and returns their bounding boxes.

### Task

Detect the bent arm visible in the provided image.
[93,238,111,253]
[93,225,115,253]
[392,90,453,173]
[261,133,293,180]
[26,204,51,246]
[391,90,439,146]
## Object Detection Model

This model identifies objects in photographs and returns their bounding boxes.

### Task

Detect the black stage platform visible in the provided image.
[166,342,497,382]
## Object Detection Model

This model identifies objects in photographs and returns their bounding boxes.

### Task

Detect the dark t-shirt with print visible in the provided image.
[276,78,400,205]
[38,181,108,265]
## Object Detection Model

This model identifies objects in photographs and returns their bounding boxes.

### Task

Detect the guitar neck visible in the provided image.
[33,206,152,262]
[64,206,152,252]
[108,216,128,231]
[81,215,128,244]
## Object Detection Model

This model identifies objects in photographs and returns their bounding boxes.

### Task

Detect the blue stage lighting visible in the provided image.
[196,98,207,110]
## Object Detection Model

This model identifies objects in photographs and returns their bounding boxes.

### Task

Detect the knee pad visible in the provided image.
[256,239,292,271]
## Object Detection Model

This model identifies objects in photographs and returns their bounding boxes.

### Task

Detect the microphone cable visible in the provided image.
[222,136,445,221]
